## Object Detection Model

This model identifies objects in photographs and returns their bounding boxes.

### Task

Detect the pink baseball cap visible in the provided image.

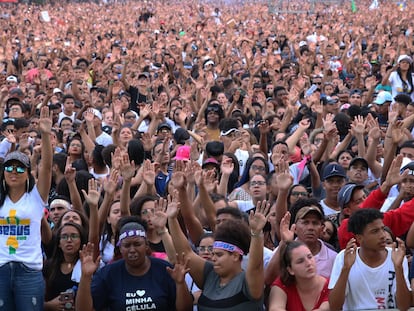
[174,145,190,161]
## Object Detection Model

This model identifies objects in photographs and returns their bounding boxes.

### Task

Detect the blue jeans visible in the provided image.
[0,262,44,311]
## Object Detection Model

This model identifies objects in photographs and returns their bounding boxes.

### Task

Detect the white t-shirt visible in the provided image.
[96,131,113,147]
[328,247,411,310]
[58,111,76,124]
[0,186,46,270]
[389,71,414,102]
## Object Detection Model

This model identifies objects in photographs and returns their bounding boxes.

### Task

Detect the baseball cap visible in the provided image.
[374,91,393,105]
[295,206,323,222]
[202,157,220,169]
[322,96,338,105]
[138,72,150,80]
[91,108,102,120]
[173,145,190,161]
[6,76,18,83]
[349,157,368,170]
[338,183,365,209]
[397,54,413,64]
[4,151,31,168]
[53,88,63,94]
[322,163,347,181]
[157,123,172,132]
[173,128,190,144]
[400,158,414,175]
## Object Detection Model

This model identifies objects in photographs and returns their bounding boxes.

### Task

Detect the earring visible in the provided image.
[2,180,5,191]
[26,179,29,192]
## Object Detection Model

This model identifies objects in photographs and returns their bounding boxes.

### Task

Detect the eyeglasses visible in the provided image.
[60,233,80,241]
[250,180,266,186]
[207,106,220,114]
[4,165,26,174]
[197,246,213,253]
[125,115,136,119]
[251,165,266,172]
[141,209,155,216]
[291,191,308,197]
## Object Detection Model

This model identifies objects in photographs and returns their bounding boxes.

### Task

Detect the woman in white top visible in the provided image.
[384,54,414,101]
[0,106,52,311]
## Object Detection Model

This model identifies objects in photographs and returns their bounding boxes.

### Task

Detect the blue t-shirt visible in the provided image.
[91,257,176,311]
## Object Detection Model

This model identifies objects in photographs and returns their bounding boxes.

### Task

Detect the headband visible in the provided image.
[213,241,244,256]
[50,199,72,210]
[117,229,146,246]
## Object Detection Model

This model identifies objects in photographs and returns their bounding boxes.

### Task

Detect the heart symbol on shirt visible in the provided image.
[136,290,145,297]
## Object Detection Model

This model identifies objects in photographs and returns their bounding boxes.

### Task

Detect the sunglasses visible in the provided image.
[4,165,26,174]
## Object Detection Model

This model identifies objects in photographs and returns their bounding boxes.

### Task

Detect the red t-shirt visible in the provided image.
[271,277,329,311]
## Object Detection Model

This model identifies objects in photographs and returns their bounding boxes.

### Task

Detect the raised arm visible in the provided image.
[167,195,206,289]
[37,106,53,201]
[246,200,270,300]
[76,243,101,311]
[81,178,101,261]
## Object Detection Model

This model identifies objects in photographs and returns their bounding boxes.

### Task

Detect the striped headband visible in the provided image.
[213,241,244,256]
[117,230,146,246]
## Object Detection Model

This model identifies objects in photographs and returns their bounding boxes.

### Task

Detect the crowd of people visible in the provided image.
[2,0,414,310]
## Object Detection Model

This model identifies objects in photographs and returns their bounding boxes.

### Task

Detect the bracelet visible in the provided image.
[157,228,169,236]
[250,230,264,238]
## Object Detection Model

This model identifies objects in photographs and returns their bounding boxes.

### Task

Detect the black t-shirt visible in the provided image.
[128,86,147,114]
[43,260,78,301]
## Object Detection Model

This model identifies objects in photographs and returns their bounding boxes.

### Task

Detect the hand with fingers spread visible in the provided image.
[84,108,95,123]
[166,253,190,284]
[350,115,366,137]
[142,159,156,186]
[103,169,119,197]
[111,148,122,171]
[151,198,168,231]
[119,151,136,181]
[166,191,180,219]
[249,200,270,235]
[385,154,409,187]
[80,243,101,277]
[81,178,101,207]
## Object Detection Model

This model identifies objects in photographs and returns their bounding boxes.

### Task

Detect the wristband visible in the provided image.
[157,228,169,235]
[250,230,264,238]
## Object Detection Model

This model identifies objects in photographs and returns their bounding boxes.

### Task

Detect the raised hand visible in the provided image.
[391,238,406,268]
[84,108,95,123]
[249,200,270,234]
[344,238,357,269]
[220,158,234,176]
[38,106,52,134]
[386,154,408,186]
[280,212,295,242]
[119,151,136,181]
[103,169,119,196]
[79,243,100,277]
[142,159,156,186]
[350,115,366,136]
[275,160,293,192]
[81,178,101,207]
[166,192,180,219]
[64,157,76,183]
[166,253,190,284]
[151,198,168,231]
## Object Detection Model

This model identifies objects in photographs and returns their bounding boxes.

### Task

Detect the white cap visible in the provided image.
[91,108,102,120]
[299,41,308,48]
[397,54,413,64]
[53,88,63,94]
[6,76,18,83]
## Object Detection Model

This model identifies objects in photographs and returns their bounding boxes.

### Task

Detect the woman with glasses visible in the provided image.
[228,156,269,202]
[287,184,310,209]
[43,222,87,311]
[0,107,52,311]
